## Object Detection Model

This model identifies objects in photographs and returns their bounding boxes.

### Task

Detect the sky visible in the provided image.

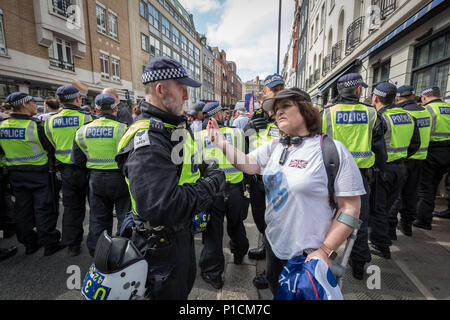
[177,0,296,83]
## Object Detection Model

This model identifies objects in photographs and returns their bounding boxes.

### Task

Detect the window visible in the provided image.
[194,47,200,62]
[162,44,171,58]
[315,15,319,39]
[48,38,74,71]
[413,31,450,94]
[112,57,120,81]
[161,16,170,38]
[100,53,110,79]
[0,12,6,55]
[149,35,160,56]
[172,26,180,46]
[181,34,187,52]
[372,60,391,90]
[188,41,194,58]
[321,4,325,31]
[139,0,147,19]
[181,57,188,69]
[108,11,118,40]
[141,33,149,52]
[52,0,73,18]
[148,4,159,30]
[96,4,106,34]
[172,51,180,62]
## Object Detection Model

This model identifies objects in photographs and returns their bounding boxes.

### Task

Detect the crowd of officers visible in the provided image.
[0,55,449,300]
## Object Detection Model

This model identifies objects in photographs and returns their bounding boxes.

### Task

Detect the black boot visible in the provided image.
[0,246,18,262]
[248,244,265,260]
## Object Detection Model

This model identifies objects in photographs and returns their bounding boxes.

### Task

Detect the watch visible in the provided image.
[320,244,337,260]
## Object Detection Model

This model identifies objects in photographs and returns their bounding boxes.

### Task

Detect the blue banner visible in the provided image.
[245,91,254,114]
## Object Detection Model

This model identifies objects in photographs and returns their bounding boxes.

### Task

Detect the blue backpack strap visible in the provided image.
[320,134,340,212]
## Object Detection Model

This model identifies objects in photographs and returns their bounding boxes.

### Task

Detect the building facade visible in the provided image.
[0,0,132,105]
[200,36,215,101]
[283,0,450,106]
[242,76,265,100]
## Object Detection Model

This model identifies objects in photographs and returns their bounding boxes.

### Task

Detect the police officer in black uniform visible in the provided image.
[0,92,65,256]
[115,57,225,300]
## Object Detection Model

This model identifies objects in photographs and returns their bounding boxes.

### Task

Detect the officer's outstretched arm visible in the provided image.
[208,117,261,175]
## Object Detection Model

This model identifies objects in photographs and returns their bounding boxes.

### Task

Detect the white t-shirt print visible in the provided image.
[250,135,366,260]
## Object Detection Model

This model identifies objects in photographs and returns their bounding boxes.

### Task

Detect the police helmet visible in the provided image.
[81,231,148,300]
[192,212,210,234]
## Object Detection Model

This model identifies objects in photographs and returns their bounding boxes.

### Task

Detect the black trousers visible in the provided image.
[199,183,249,278]
[8,169,60,248]
[145,227,196,300]
[369,161,407,248]
[265,240,288,297]
[248,175,266,235]
[86,170,131,256]
[416,143,450,224]
[390,159,424,226]
[350,170,371,264]
[60,165,89,247]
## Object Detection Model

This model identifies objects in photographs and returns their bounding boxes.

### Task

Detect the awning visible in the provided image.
[318,61,357,93]
[359,0,447,61]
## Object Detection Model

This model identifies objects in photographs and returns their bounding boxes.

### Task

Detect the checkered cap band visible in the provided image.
[207,105,222,116]
[422,87,435,95]
[373,88,388,97]
[338,78,363,89]
[10,95,33,107]
[142,67,187,84]
[397,90,415,97]
[264,75,284,86]
[59,92,81,100]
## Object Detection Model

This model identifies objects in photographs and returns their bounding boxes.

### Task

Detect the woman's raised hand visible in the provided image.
[207,117,227,148]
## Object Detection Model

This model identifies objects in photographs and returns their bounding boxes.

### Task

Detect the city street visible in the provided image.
[0,197,449,300]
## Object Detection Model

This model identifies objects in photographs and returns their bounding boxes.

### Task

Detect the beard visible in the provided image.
[162,91,183,116]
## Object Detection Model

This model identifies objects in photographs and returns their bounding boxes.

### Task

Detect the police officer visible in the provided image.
[71,94,130,257]
[45,85,93,256]
[243,74,284,289]
[370,82,420,258]
[197,101,249,289]
[115,57,225,300]
[0,92,65,256]
[392,85,432,236]
[190,102,205,133]
[414,86,450,230]
[321,73,387,280]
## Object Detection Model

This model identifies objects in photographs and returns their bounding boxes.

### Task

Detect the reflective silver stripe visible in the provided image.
[382,113,393,151]
[367,107,376,147]
[55,149,72,155]
[434,132,450,137]
[325,108,333,139]
[84,114,91,125]
[417,147,428,153]
[27,121,42,156]
[386,146,408,153]
[76,126,88,154]
[6,152,46,163]
[117,123,127,141]
[222,167,239,174]
[425,105,437,137]
[87,158,116,164]
[45,117,55,146]
[351,151,373,158]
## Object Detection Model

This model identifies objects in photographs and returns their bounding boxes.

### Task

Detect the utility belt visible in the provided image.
[131,216,187,258]
[386,158,406,166]
[429,140,450,148]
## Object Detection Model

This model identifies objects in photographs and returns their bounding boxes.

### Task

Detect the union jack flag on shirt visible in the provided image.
[288,159,309,169]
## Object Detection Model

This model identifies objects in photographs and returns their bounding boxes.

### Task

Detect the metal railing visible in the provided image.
[49,57,75,72]
[52,0,73,18]
[346,17,364,55]
[373,0,396,20]
[322,55,331,77]
[331,40,344,68]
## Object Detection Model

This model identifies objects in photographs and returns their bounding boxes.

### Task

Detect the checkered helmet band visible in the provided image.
[10,95,33,107]
[422,87,435,95]
[207,105,222,116]
[59,92,81,100]
[142,67,187,84]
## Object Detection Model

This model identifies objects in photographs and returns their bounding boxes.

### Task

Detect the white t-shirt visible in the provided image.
[250,135,366,260]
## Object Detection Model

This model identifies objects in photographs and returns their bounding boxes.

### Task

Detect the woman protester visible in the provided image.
[207,88,365,296]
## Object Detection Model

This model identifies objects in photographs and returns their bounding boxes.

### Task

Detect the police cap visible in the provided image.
[397,85,415,97]
[95,94,116,110]
[193,102,205,113]
[373,82,397,99]
[262,88,312,113]
[5,92,44,107]
[141,57,201,87]
[202,101,222,116]
[421,86,440,96]
[264,73,285,89]
[337,73,368,89]
[56,85,87,101]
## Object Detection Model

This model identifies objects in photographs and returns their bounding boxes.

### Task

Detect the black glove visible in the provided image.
[201,161,226,196]
[244,117,268,132]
